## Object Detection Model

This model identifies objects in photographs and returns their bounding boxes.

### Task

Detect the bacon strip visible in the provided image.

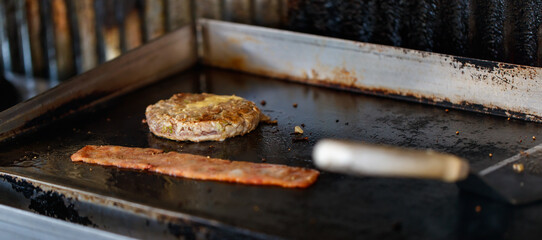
[71,145,319,188]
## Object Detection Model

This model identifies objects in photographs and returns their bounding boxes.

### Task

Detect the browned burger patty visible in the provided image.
[145,93,262,142]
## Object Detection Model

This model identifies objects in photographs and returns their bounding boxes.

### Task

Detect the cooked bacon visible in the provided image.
[71,145,319,188]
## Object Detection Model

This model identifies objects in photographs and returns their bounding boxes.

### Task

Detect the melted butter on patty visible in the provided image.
[186,95,242,109]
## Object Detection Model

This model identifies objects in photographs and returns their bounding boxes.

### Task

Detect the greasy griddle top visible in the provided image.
[2,67,542,239]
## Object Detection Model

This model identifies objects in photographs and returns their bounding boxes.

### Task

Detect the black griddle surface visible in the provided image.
[2,67,542,239]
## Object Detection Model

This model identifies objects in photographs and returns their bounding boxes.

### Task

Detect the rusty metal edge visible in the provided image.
[0,171,277,239]
[0,25,197,143]
[199,19,542,123]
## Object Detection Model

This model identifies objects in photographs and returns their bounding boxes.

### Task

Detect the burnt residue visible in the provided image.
[287,0,322,35]
[6,175,36,199]
[436,0,469,56]
[334,0,376,42]
[287,0,378,43]
[302,0,336,36]
[373,0,402,47]
[286,0,309,34]
[394,90,541,123]
[14,151,41,167]
[29,190,95,226]
[1,174,269,239]
[511,1,541,66]
[451,55,518,71]
[403,0,437,51]
[472,0,505,61]
[320,0,342,38]
[1,174,270,239]
[297,75,542,123]
[2,175,95,226]
[286,0,541,67]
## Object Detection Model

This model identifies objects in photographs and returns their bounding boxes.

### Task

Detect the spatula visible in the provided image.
[313,139,542,205]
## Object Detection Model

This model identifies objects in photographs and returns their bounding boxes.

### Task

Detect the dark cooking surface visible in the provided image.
[2,67,542,239]
[0,78,20,112]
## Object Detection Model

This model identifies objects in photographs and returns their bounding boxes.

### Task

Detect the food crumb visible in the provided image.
[489,153,493,157]
[293,103,298,108]
[87,131,92,134]
[260,100,266,106]
[141,119,147,124]
[533,136,536,140]
[456,131,459,135]
[261,158,266,162]
[445,109,449,113]
[301,123,305,127]
[294,126,304,134]
[292,137,309,142]
[206,156,210,158]
[475,205,481,213]
[507,117,510,121]
[260,114,277,125]
[513,163,524,173]
[263,119,278,125]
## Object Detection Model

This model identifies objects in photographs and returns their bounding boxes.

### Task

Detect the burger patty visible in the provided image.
[145,93,262,142]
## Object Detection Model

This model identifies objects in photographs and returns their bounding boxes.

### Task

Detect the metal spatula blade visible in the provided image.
[313,139,542,205]
[460,144,542,205]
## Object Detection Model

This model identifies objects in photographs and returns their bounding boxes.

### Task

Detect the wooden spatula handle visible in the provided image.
[313,139,469,182]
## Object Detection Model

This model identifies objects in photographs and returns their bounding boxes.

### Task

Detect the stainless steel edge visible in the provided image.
[0,25,197,142]
[199,19,542,122]
[0,204,134,240]
[0,171,276,239]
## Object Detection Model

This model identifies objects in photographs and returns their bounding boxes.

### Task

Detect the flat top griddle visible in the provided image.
[2,67,542,239]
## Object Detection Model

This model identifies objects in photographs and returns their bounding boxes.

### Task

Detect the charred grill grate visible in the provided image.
[288,0,542,67]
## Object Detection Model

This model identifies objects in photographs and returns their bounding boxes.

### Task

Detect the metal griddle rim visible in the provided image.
[0,171,277,239]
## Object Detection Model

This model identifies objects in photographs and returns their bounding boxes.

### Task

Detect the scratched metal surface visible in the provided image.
[201,20,542,123]
[2,67,542,239]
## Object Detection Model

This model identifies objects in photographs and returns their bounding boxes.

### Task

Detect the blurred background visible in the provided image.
[1,0,541,111]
